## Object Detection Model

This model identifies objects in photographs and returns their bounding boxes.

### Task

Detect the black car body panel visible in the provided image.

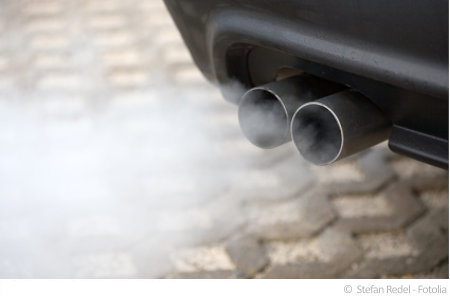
[163,0,449,168]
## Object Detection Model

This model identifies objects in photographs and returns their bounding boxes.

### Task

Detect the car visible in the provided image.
[164,0,448,168]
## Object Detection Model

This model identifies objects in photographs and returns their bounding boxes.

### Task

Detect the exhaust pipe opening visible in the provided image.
[238,75,343,149]
[291,90,391,165]
[238,88,289,149]
[291,104,343,165]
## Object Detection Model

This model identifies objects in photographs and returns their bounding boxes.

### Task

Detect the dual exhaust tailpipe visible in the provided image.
[238,75,391,165]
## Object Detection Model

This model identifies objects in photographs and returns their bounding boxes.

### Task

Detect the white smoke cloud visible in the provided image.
[0,70,314,278]
[0,83,245,278]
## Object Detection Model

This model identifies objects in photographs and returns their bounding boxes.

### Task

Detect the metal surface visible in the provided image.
[238,75,342,148]
[291,91,391,165]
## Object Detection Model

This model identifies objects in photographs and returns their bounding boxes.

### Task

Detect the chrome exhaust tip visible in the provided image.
[291,90,391,165]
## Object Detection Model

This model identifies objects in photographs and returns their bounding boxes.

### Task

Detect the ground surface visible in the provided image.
[0,0,448,278]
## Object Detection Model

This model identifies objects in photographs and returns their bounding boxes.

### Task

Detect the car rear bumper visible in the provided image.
[164,0,449,168]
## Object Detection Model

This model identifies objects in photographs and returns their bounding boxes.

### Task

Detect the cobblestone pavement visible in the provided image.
[0,0,448,278]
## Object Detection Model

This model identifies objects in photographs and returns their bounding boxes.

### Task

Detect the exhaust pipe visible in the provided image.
[238,75,342,149]
[291,90,391,165]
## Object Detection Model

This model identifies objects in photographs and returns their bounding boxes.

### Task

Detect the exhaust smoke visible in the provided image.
[291,104,343,165]
[238,89,288,148]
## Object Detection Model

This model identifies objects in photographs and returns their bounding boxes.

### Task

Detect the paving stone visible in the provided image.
[344,257,417,279]
[419,188,449,210]
[345,210,448,278]
[314,227,364,268]
[85,0,123,13]
[357,232,419,259]
[391,155,446,179]
[93,30,135,48]
[332,193,392,218]
[129,240,174,278]
[325,150,396,195]
[311,161,365,183]
[88,14,127,30]
[36,72,83,90]
[173,66,206,84]
[410,261,449,279]
[225,234,269,277]
[263,227,363,278]
[30,33,70,49]
[171,245,235,273]
[262,263,337,279]
[25,17,66,32]
[407,172,449,192]
[101,49,142,66]
[218,153,315,205]
[338,182,426,234]
[32,53,73,69]
[267,239,327,265]
[107,68,149,87]
[407,210,448,256]
[248,191,336,240]
[24,1,62,16]
[162,46,192,66]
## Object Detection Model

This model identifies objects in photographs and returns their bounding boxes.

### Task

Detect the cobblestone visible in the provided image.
[337,182,426,234]
[247,192,336,240]
[358,232,419,259]
[0,0,447,279]
[263,228,363,278]
[332,193,392,218]
[171,245,235,273]
[346,210,449,278]
[225,234,269,277]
